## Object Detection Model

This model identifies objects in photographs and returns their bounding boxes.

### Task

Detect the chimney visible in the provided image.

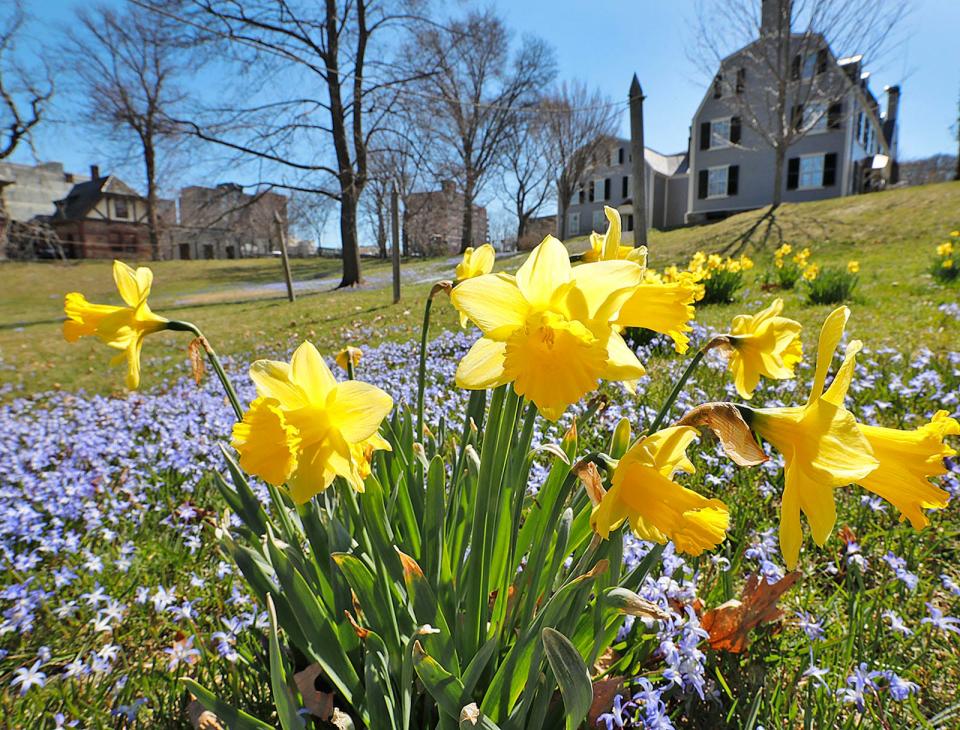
[90,164,101,180]
[760,0,791,37]
[884,85,900,124]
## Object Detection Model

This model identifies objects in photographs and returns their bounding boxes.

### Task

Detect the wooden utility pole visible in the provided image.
[274,211,295,303]
[629,74,648,246]
[390,186,401,304]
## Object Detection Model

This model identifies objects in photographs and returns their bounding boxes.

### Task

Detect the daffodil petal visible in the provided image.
[570,260,643,321]
[326,380,393,443]
[455,337,508,390]
[291,341,338,402]
[113,260,152,307]
[808,306,849,405]
[450,274,528,338]
[249,359,309,408]
[515,236,571,307]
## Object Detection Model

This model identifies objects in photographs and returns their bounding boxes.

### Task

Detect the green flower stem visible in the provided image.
[649,348,705,432]
[167,320,245,422]
[416,295,433,439]
[346,357,355,381]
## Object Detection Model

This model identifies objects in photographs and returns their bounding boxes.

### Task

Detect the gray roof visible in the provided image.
[55,175,141,221]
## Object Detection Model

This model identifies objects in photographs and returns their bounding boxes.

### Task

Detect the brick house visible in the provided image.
[173,183,288,260]
[52,166,175,259]
[403,181,488,256]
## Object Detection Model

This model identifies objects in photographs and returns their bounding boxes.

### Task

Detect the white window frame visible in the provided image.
[591,209,605,231]
[568,211,580,235]
[706,165,729,199]
[710,116,732,148]
[804,102,828,134]
[798,153,826,190]
[594,178,605,202]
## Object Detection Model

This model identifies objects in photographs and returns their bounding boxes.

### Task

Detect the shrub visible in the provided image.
[770,244,810,290]
[804,264,859,304]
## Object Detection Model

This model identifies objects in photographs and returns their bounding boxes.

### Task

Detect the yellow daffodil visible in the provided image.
[937,242,954,257]
[741,307,878,570]
[581,206,646,264]
[847,260,860,274]
[450,235,645,420]
[231,342,393,502]
[943,259,954,269]
[722,298,802,399]
[951,230,959,237]
[856,411,959,529]
[335,346,363,372]
[775,244,792,258]
[591,426,729,555]
[793,248,811,266]
[802,263,820,281]
[63,260,169,389]
[456,244,496,281]
[615,271,700,354]
[739,255,754,271]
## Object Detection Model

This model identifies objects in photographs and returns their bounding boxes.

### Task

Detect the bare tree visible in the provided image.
[499,109,553,241]
[0,1,52,161]
[690,0,907,208]
[407,9,555,253]
[541,82,620,241]
[66,4,196,260]
[288,190,336,252]
[147,0,423,287]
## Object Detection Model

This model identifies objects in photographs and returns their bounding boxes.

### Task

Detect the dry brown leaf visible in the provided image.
[574,460,606,507]
[344,609,369,639]
[188,337,206,386]
[700,571,801,653]
[186,698,224,730]
[676,402,768,466]
[588,676,626,727]
[838,525,858,546]
[293,664,335,720]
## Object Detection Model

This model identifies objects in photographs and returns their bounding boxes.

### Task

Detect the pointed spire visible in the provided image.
[629,73,644,100]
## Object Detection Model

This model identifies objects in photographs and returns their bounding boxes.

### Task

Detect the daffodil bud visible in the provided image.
[609,417,631,459]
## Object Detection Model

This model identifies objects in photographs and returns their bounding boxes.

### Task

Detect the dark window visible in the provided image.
[625,214,634,231]
[827,102,843,129]
[588,181,595,203]
[730,116,742,144]
[604,178,611,200]
[727,165,740,196]
[823,153,838,186]
[791,54,801,80]
[735,67,745,94]
[618,147,625,164]
[114,198,129,219]
[699,121,711,150]
[713,74,723,98]
[856,112,863,140]
[698,169,709,199]
[578,185,584,204]
[787,158,800,190]
[816,48,828,74]
[621,176,629,198]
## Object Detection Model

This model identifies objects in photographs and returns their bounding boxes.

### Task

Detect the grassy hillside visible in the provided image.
[0,182,957,396]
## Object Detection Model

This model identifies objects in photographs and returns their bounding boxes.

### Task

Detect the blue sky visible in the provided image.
[10,0,960,237]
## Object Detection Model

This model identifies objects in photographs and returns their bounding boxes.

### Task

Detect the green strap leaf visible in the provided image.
[363,630,400,730]
[541,628,593,730]
[266,595,306,730]
[412,640,468,720]
[182,678,275,730]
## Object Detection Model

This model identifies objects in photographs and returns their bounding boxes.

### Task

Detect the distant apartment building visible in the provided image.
[0,161,89,222]
[173,183,287,260]
[686,0,899,223]
[564,142,689,239]
[404,181,488,256]
[52,166,176,259]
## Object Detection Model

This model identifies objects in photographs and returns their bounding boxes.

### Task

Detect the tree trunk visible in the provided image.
[376,207,387,259]
[144,140,161,261]
[771,144,785,207]
[459,177,474,254]
[556,194,568,240]
[339,191,362,287]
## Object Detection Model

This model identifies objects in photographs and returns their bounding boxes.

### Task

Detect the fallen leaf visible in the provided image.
[186,698,224,730]
[588,676,626,727]
[574,460,606,507]
[294,663,335,720]
[676,402,768,466]
[700,572,801,653]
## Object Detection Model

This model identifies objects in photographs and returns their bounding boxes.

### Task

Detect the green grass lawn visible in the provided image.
[2,181,956,397]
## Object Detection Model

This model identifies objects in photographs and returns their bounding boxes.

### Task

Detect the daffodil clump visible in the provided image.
[802,259,860,305]
[933,232,959,283]
[58,227,958,730]
[664,250,753,304]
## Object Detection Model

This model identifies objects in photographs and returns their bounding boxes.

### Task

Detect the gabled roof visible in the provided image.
[55,175,142,221]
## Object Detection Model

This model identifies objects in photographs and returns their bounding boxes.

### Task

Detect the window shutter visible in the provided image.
[827,102,842,129]
[698,169,708,199]
[700,122,711,150]
[618,147,624,164]
[578,186,584,204]
[787,158,800,190]
[626,214,634,232]
[792,104,804,132]
[823,153,838,186]
[816,48,828,74]
[622,176,628,198]
[736,67,745,94]
[604,178,611,200]
[730,116,742,144]
[727,165,739,196]
[588,181,595,203]
[791,54,801,80]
